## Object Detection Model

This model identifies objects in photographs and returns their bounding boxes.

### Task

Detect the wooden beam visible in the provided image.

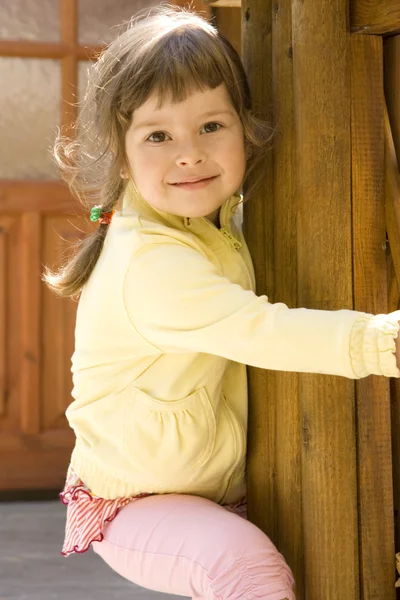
[0,41,71,59]
[0,40,103,60]
[0,182,80,213]
[350,0,400,35]
[207,0,240,6]
[384,36,400,168]
[20,213,41,435]
[385,102,400,296]
[384,32,400,586]
[241,0,278,570]
[0,222,6,418]
[271,1,303,597]
[351,34,396,600]
[207,0,400,36]
[384,98,400,576]
[291,1,358,598]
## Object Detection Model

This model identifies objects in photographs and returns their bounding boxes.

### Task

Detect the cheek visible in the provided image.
[139,148,167,171]
[129,150,162,182]
[227,140,246,171]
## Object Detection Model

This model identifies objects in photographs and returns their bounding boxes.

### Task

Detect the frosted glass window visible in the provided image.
[0,58,60,180]
[78,0,159,45]
[0,0,60,41]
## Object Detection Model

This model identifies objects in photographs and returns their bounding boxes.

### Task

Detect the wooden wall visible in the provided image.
[207,0,400,599]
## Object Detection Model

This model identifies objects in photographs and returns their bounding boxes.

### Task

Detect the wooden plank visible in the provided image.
[181,0,400,26]
[351,34,396,600]
[350,0,400,35]
[0,221,6,416]
[20,213,41,435]
[291,2,358,599]
[385,116,400,566]
[0,41,70,58]
[0,40,103,60]
[41,216,85,432]
[213,6,241,56]
[271,2,303,598]
[387,252,399,315]
[0,181,81,213]
[0,429,74,451]
[208,0,241,6]
[383,33,400,582]
[384,36,400,169]
[241,0,278,558]
[385,103,400,294]
[0,445,70,491]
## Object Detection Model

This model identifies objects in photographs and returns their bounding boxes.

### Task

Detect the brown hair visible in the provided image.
[42,2,275,299]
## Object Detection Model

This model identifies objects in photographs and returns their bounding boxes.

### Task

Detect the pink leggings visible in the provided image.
[92,493,296,600]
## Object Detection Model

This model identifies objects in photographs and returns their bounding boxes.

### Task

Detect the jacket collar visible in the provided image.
[118,179,242,233]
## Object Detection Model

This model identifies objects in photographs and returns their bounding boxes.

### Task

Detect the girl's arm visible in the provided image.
[123,241,400,380]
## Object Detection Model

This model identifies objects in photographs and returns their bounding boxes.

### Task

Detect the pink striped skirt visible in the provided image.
[59,466,248,557]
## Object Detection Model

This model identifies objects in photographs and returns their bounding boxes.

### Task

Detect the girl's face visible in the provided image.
[124,83,246,225]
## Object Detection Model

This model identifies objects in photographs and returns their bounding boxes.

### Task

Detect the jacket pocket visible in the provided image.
[122,386,217,476]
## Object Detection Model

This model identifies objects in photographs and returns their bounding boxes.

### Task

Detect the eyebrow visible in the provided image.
[132,109,235,130]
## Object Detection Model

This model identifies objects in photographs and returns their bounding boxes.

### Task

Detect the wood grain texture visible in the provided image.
[241,0,279,555]
[351,34,396,600]
[351,0,400,35]
[0,40,103,60]
[384,34,400,587]
[271,1,303,597]
[20,213,41,436]
[0,181,82,213]
[0,221,6,417]
[385,103,400,300]
[292,1,358,599]
[384,36,400,171]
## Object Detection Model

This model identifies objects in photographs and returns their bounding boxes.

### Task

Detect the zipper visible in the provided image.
[219,222,254,290]
[183,195,255,288]
[185,215,242,251]
[218,193,242,250]
[220,227,242,250]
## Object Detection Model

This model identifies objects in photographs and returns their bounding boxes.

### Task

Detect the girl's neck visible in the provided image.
[205,207,221,228]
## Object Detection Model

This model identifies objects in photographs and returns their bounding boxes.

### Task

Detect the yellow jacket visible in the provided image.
[66,180,400,503]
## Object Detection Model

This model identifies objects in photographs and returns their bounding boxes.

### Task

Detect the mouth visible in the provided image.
[171,175,219,188]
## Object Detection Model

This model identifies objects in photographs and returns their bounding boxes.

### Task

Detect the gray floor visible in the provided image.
[0,500,188,600]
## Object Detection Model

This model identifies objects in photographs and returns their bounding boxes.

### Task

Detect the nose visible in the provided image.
[176,143,207,166]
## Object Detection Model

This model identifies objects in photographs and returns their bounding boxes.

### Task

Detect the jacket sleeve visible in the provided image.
[123,241,400,379]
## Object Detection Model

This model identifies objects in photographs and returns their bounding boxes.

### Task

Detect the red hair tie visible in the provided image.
[90,205,115,226]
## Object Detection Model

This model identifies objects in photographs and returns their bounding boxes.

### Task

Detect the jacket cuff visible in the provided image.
[349,314,400,378]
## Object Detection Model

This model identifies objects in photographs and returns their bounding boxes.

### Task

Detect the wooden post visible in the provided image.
[241,0,279,551]
[271,2,304,597]
[351,34,396,600]
[291,3,358,599]
[243,0,361,598]
[384,33,400,589]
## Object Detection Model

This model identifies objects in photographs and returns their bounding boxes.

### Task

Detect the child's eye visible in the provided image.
[146,122,222,143]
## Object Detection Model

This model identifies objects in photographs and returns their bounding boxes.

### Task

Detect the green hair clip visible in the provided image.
[90,205,103,222]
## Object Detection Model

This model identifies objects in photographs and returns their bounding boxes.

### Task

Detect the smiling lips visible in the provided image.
[171,176,219,190]
[172,175,217,184]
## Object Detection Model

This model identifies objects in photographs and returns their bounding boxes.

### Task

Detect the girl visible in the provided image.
[43,4,400,600]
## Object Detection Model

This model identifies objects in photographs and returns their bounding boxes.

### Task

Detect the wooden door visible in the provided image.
[0,0,164,496]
